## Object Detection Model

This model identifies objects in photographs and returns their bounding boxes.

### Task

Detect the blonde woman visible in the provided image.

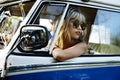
[52,7,88,61]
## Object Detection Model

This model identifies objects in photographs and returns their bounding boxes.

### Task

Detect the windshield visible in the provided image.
[0,1,34,49]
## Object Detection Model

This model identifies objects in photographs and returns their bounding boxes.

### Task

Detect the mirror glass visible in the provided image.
[18,25,48,51]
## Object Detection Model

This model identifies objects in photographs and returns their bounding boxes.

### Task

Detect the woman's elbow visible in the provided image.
[53,53,66,62]
[52,48,66,61]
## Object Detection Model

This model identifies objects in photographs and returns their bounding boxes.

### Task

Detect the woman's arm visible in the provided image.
[52,42,88,61]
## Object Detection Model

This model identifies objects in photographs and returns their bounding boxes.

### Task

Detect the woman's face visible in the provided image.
[69,19,83,40]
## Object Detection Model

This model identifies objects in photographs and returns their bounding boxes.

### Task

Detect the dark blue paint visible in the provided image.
[1,66,120,80]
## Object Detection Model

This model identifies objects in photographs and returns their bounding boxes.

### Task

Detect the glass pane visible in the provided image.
[39,3,65,33]
[35,3,66,50]
[89,9,120,54]
[0,2,34,49]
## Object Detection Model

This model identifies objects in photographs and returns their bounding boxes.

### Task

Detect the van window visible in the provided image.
[32,3,120,54]
[33,2,66,51]
[88,9,120,54]
[0,1,35,49]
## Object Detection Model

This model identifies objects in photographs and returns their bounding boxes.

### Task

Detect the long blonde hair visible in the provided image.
[55,7,86,49]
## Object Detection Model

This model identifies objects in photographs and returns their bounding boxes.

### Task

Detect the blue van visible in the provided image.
[0,0,120,80]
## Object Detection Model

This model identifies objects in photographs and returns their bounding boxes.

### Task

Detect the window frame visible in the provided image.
[9,1,120,57]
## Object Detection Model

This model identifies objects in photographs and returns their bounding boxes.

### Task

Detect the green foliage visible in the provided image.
[4,19,12,31]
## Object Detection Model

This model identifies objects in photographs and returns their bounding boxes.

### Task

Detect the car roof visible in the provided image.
[54,0,120,7]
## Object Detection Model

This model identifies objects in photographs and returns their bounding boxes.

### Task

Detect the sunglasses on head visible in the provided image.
[73,20,86,30]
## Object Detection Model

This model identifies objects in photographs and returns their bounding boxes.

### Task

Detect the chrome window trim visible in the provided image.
[45,0,120,12]
[49,3,69,54]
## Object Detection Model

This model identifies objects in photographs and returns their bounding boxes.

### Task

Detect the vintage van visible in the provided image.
[0,0,120,80]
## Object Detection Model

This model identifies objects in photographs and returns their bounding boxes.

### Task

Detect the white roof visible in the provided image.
[91,0,120,7]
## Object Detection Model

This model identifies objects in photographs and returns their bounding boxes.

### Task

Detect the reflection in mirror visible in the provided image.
[18,25,48,52]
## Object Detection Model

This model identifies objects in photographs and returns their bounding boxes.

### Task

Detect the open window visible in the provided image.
[69,5,120,55]
[53,4,120,55]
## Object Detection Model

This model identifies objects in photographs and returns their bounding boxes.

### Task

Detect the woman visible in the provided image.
[52,7,88,61]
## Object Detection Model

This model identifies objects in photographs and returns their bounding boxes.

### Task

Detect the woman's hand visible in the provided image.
[52,42,87,61]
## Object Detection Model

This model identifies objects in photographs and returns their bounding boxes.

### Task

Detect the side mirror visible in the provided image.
[18,25,48,52]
